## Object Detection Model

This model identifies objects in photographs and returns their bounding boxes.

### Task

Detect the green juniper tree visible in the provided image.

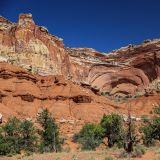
[37,108,62,152]
[2,117,21,155]
[20,119,38,152]
[73,123,104,150]
[100,113,124,148]
[141,117,160,146]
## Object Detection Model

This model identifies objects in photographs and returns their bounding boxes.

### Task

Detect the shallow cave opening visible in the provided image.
[0,94,6,103]
[71,95,91,103]
[20,94,35,102]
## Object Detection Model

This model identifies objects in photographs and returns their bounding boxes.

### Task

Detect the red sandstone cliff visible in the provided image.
[0,14,160,145]
[0,14,159,98]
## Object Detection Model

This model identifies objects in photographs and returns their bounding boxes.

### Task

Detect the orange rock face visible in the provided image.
[0,13,160,97]
[0,14,160,143]
[67,43,160,98]
[0,62,159,139]
[0,62,120,139]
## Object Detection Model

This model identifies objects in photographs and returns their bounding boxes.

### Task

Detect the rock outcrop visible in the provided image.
[0,62,121,138]
[0,14,159,98]
[0,13,68,76]
[0,14,160,145]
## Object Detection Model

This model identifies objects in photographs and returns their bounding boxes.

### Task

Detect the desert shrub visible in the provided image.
[100,113,124,148]
[152,117,160,140]
[27,65,32,72]
[0,127,12,155]
[153,104,160,115]
[73,123,104,150]
[105,156,113,160]
[141,124,155,146]
[152,79,160,92]
[141,117,160,146]
[120,144,146,158]
[37,108,62,152]
[134,91,144,98]
[0,139,12,156]
[0,109,63,155]
[119,150,129,158]
[0,117,38,156]
[101,92,109,96]
[101,92,105,96]
[132,144,146,158]
[141,115,151,123]
[2,117,21,155]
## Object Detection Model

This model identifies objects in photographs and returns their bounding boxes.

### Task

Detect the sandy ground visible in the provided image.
[0,147,159,160]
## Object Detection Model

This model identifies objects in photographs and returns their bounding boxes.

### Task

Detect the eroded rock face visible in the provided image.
[0,13,160,97]
[0,61,159,145]
[88,42,160,96]
[0,62,96,119]
[0,13,68,76]
[67,43,160,97]
[0,14,160,148]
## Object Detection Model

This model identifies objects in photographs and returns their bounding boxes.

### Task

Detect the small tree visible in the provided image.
[100,113,124,148]
[20,120,38,152]
[141,125,154,146]
[73,123,104,150]
[141,117,160,146]
[0,126,11,155]
[152,117,160,140]
[0,117,39,155]
[2,117,21,155]
[37,109,62,152]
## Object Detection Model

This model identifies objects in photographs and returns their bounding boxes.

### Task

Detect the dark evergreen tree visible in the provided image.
[73,123,104,150]
[100,113,124,148]
[37,109,62,152]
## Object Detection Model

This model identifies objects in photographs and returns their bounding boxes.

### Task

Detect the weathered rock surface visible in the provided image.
[0,13,68,76]
[0,62,121,138]
[0,13,160,150]
[0,14,160,98]
[0,62,159,139]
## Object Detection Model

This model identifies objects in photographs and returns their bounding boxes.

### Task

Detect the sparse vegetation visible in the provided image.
[1,108,160,158]
[132,144,146,158]
[105,156,113,160]
[119,144,146,158]
[141,116,160,146]
[0,109,62,156]
[153,104,160,115]
[0,117,38,156]
[100,113,124,148]
[19,119,38,152]
[37,108,62,153]
[73,123,104,150]
[141,115,151,123]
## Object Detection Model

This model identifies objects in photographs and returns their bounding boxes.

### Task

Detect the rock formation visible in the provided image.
[0,14,160,98]
[0,14,160,146]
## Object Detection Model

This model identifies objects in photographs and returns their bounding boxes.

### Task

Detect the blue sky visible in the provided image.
[1,0,160,52]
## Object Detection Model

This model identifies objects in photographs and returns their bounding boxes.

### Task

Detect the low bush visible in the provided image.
[141,117,160,146]
[105,156,113,160]
[141,115,151,123]
[153,104,160,115]
[73,123,104,150]
[141,125,154,146]
[132,144,146,158]
[119,145,146,158]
